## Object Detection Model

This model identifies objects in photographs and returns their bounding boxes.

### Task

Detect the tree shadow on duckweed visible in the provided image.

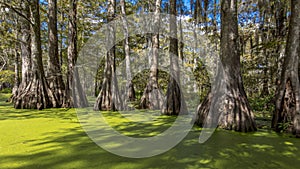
[0,94,300,169]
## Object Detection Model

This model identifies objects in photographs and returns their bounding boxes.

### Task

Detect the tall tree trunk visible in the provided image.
[272,0,300,137]
[144,1,154,66]
[12,48,20,96]
[178,0,184,63]
[120,0,135,103]
[194,0,257,132]
[19,1,31,88]
[63,0,88,108]
[140,0,164,110]
[261,49,269,96]
[162,0,187,115]
[94,0,122,111]
[194,0,202,24]
[11,1,31,101]
[258,2,269,97]
[14,0,57,109]
[59,0,65,67]
[203,0,209,32]
[47,0,65,107]
[12,18,20,97]
[274,0,287,101]
[212,0,217,33]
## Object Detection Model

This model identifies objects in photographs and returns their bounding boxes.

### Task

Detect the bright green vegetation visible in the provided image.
[1,93,300,169]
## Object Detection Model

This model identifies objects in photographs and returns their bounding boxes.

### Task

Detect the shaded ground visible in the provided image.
[0,93,300,169]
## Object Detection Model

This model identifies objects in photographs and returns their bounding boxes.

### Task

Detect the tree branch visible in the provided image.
[0,55,7,72]
[0,1,33,25]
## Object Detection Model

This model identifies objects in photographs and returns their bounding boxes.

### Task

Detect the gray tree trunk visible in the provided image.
[63,0,88,108]
[12,1,31,101]
[272,0,300,137]
[47,0,65,107]
[140,0,163,110]
[120,0,135,103]
[194,0,257,132]
[14,0,57,109]
[20,1,31,88]
[162,0,187,115]
[12,17,20,97]
[94,0,122,111]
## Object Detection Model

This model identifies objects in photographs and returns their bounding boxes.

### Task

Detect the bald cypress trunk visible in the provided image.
[194,0,257,132]
[162,0,187,115]
[12,18,20,98]
[94,0,122,111]
[63,0,88,108]
[14,0,57,109]
[140,0,164,110]
[120,0,135,104]
[13,1,31,100]
[272,0,300,137]
[47,0,65,107]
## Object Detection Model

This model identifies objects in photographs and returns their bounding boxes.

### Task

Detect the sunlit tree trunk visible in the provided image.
[47,0,65,107]
[14,0,57,109]
[120,0,135,103]
[178,0,184,63]
[94,0,122,111]
[140,0,163,110]
[19,1,31,89]
[162,0,187,115]
[12,17,20,97]
[11,1,31,101]
[63,0,88,108]
[194,0,257,132]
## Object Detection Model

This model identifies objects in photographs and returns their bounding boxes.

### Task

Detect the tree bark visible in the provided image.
[140,0,164,110]
[194,0,202,24]
[94,0,122,111]
[14,0,57,109]
[12,1,31,101]
[162,0,187,115]
[178,0,184,63]
[47,0,65,107]
[20,1,31,88]
[59,0,65,67]
[12,17,20,97]
[194,0,257,132]
[203,0,209,32]
[120,0,135,103]
[272,0,300,137]
[63,0,88,108]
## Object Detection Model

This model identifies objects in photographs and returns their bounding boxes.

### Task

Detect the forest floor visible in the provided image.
[1,93,300,169]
